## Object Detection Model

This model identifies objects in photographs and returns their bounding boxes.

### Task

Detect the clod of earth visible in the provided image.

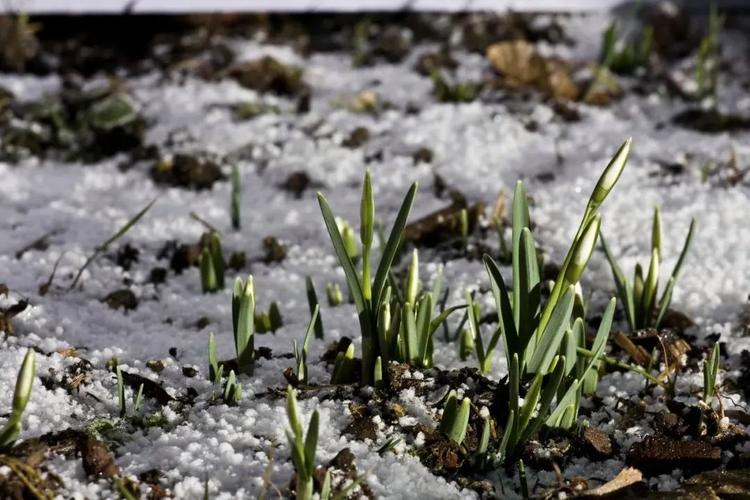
[626,435,722,476]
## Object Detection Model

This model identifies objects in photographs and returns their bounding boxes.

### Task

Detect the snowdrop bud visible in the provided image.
[566,213,601,284]
[12,350,35,414]
[590,138,631,207]
[360,170,374,248]
[405,249,419,305]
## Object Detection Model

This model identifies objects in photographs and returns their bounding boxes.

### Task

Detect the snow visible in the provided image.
[1,11,749,499]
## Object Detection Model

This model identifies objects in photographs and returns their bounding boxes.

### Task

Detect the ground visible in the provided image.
[0,10,749,500]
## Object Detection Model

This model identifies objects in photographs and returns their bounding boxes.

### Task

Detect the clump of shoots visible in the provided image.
[602,206,696,331]
[598,21,652,74]
[293,306,319,385]
[232,275,255,375]
[480,139,630,464]
[305,276,324,339]
[326,282,343,306]
[230,164,241,230]
[200,232,225,293]
[286,386,320,500]
[318,169,417,385]
[431,68,476,103]
[255,301,283,334]
[115,365,145,417]
[696,5,724,103]
[223,370,242,405]
[378,252,464,369]
[0,350,35,450]
[439,390,471,445]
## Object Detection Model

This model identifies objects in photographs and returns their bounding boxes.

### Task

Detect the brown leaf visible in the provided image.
[580,467,646,498]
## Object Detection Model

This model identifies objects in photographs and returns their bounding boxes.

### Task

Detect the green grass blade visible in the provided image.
[601,234,636,330]
[511,181,530,330]
[304,410,319,478]
[317,193,365,314]
[305,276,324,339]
[526,286,575,374]
[518,228,541,343]
[372,182,418,309]
[483,255,519,361]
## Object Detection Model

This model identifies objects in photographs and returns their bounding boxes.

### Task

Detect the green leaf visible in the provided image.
[526,286,575,374]
[546,379,580,428]
[286,386,303,439]
[402,302,419,364]
[663,218,696,297]
[208,332,219,382]
[372,182,418,310]
[511,181,531,331]
[601,235,636,330]
[318,193,365,314]
[518,228,541,342]
[304,410,319,478]
[305,276,324,339]
[652,206,662,259]
[483,255,519,362]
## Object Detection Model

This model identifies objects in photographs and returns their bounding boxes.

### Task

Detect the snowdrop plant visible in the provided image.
[255,302,283,334]
[481,139,630,463]
[200,232,225,293]
[286,386,319,500]
[439,390,471,445]
[232,275,255,375]
[601,206,696,331]
[0,350,35,450]
[377,252,464,370]
[223,370,242,405]
[318,169,417,385]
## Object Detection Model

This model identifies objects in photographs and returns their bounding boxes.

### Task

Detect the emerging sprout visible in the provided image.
[703,343,720,404]
[326,282,343,306]
[439,390,471,445]
[201,232,225,293]
[230,164,241,230]
[285,386,320,500]
[305,276,324,339]
[0,350,36,450]
[233,275,256,375]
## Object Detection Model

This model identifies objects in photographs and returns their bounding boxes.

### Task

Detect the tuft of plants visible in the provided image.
[601,206,696,331]
[598,21,652,74]
[695,5,724,102]
[318,169,417,385]
[115,365,144,417]
[200,232,225,293]
[377,251,464,371]
[479,139,630,464]
[0,350,35,450]
[255,301,283,334]
[285,386,320,500]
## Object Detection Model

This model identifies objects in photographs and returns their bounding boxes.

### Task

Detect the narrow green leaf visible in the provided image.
[305,276,324,339]
[372,182,418,310]
[483,255,519,362]
[601,235,636,330]
[526,286,575,374]
[511,181,530,331]
[318,193,365,313]
[304,410,319,478]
